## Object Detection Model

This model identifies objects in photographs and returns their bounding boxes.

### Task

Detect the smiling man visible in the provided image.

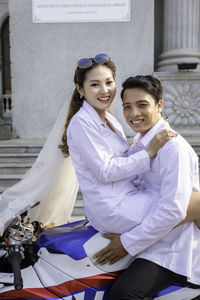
[122,86,162,137]
[94,75,200,299]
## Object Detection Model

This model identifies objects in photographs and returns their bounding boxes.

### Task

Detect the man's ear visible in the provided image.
[157,99,163,113]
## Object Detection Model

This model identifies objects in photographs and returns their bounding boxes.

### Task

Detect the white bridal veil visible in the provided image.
[0,100,79,235]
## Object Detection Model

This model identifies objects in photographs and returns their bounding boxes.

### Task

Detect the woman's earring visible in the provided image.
[80,94,83,99]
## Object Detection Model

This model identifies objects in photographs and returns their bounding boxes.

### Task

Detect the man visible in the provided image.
[94,75,200,299]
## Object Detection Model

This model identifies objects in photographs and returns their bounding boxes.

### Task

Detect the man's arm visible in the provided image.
[94,138,195,263]
[93,233,128,265]
[122,139,193,256]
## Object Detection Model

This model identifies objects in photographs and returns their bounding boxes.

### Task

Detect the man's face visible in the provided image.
[122,88,162,136]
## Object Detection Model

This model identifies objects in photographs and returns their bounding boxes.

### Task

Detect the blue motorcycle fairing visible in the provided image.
[35,220,98,260]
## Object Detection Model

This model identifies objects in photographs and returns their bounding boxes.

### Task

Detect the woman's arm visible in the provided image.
[68,117,176,183]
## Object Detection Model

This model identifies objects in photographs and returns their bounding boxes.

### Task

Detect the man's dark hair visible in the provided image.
[121,75,163,104]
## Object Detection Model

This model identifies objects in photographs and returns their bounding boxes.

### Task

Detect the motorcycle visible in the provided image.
[0,217,200,300]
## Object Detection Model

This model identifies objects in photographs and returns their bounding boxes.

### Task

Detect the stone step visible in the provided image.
[0,185,7,193]
[0,145,42,154]
[71,189,84,218]
[69,215,86,223]
[191,145,200,154]
[0,163,32,174]
[76,190,83,201]
[0,139,84,220]
[71,200,84,216]
[0,174,23,187]
[0,153,38,163]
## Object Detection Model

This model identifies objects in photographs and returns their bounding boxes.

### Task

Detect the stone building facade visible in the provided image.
[0,0,200,145]
[0,0,11,139]
[156,0,200,145]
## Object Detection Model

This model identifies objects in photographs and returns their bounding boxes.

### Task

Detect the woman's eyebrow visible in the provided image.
[89,77,113,83]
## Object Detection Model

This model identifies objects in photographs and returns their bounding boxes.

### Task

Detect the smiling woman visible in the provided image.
[63,59,179,236]
[75,65,116,122]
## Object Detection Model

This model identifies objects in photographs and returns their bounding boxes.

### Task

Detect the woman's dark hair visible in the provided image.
[121,75,163,104]
[59,59,116,156]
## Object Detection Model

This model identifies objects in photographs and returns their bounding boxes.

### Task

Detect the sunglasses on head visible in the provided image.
[77,53,110,69]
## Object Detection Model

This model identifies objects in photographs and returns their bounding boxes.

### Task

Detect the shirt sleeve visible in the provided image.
[121,138,195,256]
[67,116,150,183]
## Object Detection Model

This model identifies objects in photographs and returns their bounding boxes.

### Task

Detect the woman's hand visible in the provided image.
[146,130,177,159]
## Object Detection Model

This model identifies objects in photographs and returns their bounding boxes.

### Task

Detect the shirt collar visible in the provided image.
[137,118,170,147]
[82,100,115,128]
[82,100,105,125]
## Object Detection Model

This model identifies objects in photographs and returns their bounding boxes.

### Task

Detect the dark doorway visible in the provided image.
[1,16,11,95]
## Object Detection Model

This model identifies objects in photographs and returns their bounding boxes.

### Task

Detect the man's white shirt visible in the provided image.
[121,118,200,284]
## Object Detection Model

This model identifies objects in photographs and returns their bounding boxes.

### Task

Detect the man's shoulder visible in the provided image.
[159,133,197,161]
[157,121,194,152]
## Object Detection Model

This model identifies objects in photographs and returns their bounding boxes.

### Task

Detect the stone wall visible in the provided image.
[156,72,200,144]
[9,0,155,139]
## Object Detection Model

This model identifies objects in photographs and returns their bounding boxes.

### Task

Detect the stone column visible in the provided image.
[157,0,200,71]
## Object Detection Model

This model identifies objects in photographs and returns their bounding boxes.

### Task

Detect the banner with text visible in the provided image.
[32,0,130,23]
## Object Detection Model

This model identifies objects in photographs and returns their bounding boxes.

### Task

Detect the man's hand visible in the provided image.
[93,233,128,265]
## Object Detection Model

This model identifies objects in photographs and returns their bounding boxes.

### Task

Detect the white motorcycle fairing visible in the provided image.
[0,219,200,300]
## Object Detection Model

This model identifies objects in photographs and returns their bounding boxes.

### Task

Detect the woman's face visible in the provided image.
[77,65,116,118]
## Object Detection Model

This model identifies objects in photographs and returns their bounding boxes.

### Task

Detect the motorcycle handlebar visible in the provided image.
[8,245,23,290]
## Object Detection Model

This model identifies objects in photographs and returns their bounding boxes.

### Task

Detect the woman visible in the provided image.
[0,53,170,236]
[61,53,200,236]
